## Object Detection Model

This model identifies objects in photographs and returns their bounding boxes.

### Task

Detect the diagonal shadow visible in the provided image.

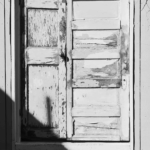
[0,89,68,150]
[22,95,65,142]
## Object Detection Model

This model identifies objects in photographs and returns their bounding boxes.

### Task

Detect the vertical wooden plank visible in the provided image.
[134,0,141,150]
[119,76,130,140]
[120,0,130,141]
[67,0,73,138]
[0,0,6,149]
[58,0,67,138]
[5,0,12,149]
[141,0,150,150]
[129,0,134,149]
[12,0,17,148]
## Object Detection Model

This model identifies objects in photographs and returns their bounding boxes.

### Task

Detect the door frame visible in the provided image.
[10,0,140,150]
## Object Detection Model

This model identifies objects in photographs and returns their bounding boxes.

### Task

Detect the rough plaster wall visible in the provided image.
[141,0,150,150]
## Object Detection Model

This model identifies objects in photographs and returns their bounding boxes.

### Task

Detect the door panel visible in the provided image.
[73,89,119,106]
[28,9,58,47]
[67,0,130,142]
[21,0,66,140]
[73,117,120,141]
[28,65,59,128]
[73,1,120,19]
[73,59,120,79]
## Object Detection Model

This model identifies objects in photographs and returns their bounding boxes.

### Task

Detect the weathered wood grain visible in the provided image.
[72,106,120,117]
[73,30,119,49]
[73,59,120,79]
[72,19,120,30]
[28,65,59,128]
[74,118,120,129]
[73,1,119,19]
[67,0,73,138]
[119,0,130,141]
[120,76,129,141]
[28,9,58,47]
[73,89,119,106]
[26,0,58,8]
[26,48,59,64]
[23,0,67,140]
[73,79,121,87]
[72,136,120,141]
[58,1,67,138]
[72,48,120,59]
[73,118,120,138]
[120,0,130,75]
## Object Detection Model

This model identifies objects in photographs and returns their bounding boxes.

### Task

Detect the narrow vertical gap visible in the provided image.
[139,1,141,150]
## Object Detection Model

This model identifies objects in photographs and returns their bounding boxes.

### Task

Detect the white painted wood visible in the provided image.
[26,48,59,64]
[134,0,141,150]
[58,1,67,138]
[72,136,120,141]
[73,1,120,19]
[119,76,130,140]
[67,0,73,138]
[119,0,130,141]
[26,0,58,8]
[22,0,67,139]
[73,117,120,140]
[129,0,134,149]
[73,79,121,88]
[73,30,119,49]
[74,118,120,127]
[141,0,150,149]
[28,66,59,127]
[72,19,120,30]
[73,59,120,79]
[72,106,120,117]
[73,89,119,106]
[69,0,132,143]
[72,48,120,59]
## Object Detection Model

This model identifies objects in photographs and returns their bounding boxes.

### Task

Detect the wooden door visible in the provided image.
[67,0,131,141]
[21,0,67,140]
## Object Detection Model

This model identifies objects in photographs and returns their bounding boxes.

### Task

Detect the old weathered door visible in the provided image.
[21,0,67,140]
[67,0,132,142]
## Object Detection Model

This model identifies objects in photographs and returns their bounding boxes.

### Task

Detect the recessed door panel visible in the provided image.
[67,0,131,142]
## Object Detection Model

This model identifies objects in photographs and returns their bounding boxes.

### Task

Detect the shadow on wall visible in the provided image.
[0,89,68,150]
[21,95,65,142]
